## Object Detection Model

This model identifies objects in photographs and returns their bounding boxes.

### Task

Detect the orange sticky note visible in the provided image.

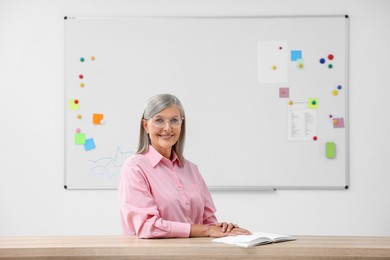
[92,114,104,125]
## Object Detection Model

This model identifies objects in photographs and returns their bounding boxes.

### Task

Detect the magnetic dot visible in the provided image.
[328,64,333,69]
[76,128,81,133]
[74,99,79,104]
[313,136,318,141]
[279,46,283,50]
[91,56,95,61]
[333,119,338,125]
[332,90,339,96]
[77,114,82,119]
[80,83,85,87]
[311,100,317,105]
[338,85,342,90]
[289,100,294,105]
[79,74,84,79]
[272,65,277,70]
[329,115,333,118]
[328,54,334,60]
[320,58,326,64]
[80,57,85,62]
[298,63,304,69]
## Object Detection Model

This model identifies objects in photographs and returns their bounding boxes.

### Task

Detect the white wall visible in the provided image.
[0,0,389,236]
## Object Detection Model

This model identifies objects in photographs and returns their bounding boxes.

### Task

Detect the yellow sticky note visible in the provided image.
[69,99,80,110]
[307,98,319,109]
[92,114,104,125]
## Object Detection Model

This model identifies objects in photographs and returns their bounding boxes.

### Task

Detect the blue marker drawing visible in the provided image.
[88,146,133,179]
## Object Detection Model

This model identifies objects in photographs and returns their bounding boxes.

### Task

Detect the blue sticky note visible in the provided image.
[84,138,96,151]
[291,50,302,61]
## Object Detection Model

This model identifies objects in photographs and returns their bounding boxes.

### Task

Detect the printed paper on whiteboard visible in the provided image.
[257,41,288,84]
[288,102,317,141]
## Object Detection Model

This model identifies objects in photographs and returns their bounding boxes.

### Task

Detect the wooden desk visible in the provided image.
[0,236,390,259]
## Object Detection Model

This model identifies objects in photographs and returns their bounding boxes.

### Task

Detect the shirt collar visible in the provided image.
[146,145,182,168]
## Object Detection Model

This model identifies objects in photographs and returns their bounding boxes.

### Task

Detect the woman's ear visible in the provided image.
[142,119,149,134]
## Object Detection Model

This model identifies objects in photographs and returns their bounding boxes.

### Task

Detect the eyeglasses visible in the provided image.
[148,117,184,129]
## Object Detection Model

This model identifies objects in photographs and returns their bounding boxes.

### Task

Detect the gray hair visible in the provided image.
[137,94,186,163]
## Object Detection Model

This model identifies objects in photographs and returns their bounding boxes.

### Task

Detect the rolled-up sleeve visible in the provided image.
[118,160,191,238]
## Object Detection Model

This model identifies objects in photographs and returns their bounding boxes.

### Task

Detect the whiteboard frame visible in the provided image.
[64,15,350,191]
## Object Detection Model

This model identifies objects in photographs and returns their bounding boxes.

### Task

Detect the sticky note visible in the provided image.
[291,50,302,61]
[326,142,336,159]
[307,98,319,109]
[297,59,304,69]
[69,99,80,110]
[92,114,104,125]
[279,87,289,98]
[333,118,345,128]
[75,133,86,145]
[84,138,96,151]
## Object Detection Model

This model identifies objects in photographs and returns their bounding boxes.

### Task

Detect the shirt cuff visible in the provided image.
[170,222,191,238]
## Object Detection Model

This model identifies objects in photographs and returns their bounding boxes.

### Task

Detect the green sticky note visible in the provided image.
[326,142,336,159]
[75,133,86,144]
[307,98,319,109]
[69,99,80,110]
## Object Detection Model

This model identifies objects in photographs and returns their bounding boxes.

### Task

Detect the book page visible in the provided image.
[212,232,296,247]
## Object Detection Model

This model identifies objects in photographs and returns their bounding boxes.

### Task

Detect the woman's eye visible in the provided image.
[170,118,179,123]
[155,118,164,123]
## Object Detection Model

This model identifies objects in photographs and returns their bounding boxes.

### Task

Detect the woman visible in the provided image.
[119,94,251,238]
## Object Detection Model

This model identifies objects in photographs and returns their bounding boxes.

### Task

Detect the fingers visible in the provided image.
[213,222,251,235]
[208,225,237,238]
[230,227,252,235]
[216,222,236,232]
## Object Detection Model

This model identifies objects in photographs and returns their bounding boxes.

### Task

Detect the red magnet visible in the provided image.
[74,99,79,104]
[328,54,334,60]
[79,74,84,79]
[313,136,318,141]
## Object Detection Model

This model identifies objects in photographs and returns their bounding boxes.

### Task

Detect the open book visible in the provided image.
[212,232,296,248]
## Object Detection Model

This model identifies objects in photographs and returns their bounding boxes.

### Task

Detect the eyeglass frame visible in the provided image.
[144,116,184,129]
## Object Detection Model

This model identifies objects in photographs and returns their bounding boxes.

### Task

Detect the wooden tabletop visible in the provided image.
[0,235,390,259]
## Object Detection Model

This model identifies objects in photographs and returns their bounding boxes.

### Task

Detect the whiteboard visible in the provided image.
[64,16,349,190]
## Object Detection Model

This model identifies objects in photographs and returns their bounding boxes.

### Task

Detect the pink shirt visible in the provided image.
[118,145,218,238]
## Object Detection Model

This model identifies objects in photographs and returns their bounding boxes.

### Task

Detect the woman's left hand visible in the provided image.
[215,222,252,235]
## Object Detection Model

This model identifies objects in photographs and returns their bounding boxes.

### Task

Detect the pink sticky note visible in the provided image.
[279,87,289,98]
[333,118,345,128]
